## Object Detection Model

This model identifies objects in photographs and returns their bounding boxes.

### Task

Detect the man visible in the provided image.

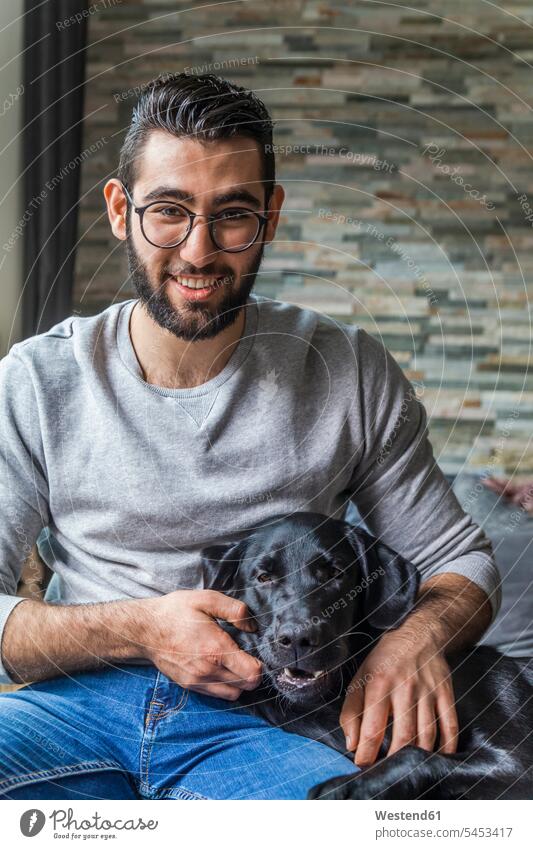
[0,73,500,800]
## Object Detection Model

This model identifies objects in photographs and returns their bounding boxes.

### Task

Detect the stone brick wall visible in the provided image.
[74,0,533,475]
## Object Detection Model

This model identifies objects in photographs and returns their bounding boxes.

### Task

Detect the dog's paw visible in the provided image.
[307,774,361,800]
[308,771,407,801]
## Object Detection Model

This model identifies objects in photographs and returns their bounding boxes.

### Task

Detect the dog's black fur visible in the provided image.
[201,512,533,800]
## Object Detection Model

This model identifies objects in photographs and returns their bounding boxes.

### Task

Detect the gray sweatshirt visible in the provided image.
[0,295,501,682]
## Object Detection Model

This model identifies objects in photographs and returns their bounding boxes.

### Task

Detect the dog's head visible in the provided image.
[201,512,420,707]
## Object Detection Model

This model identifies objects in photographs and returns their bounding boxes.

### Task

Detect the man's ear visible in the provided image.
[201,540,246,595]
[263,183,285,246]
[103,178,128,241]
[345,525,420,631]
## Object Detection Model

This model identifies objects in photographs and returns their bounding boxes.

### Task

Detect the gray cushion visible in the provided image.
[452,474,533,657]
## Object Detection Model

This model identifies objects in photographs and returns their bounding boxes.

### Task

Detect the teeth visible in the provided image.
[283,668,325,680]
[175,276,222,289]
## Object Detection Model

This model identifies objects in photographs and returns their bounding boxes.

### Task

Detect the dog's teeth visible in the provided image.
[280,668,326,683]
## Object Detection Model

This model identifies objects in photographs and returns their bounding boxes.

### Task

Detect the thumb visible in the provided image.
[201,590,257,632]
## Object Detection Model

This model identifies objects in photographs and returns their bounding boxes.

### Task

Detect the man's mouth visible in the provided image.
[164,273,232,302]
[166,273,231,289]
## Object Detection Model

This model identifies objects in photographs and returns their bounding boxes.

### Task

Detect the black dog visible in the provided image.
[202,512,533,800]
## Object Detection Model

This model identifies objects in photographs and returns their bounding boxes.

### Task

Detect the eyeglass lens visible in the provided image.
[142,203,261,251]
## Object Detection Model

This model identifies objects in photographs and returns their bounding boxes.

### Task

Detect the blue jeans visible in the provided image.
[0,664,358,800]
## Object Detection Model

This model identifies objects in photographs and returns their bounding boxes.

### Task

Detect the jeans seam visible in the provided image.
[138,779,208,800]
[139,681,189,795]
[143,719,158,785]
[156,785,209,800]
[0,760,121,793]
[151,670,165,703]
[145,699,165,720]
[155,686,189,719]
[140,671,163,786]
[144,689,189,782]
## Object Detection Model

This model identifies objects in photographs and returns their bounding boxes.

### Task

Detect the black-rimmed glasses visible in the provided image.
[121,183,269,253]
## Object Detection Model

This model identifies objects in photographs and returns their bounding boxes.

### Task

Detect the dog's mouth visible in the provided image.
[272,666,332,695]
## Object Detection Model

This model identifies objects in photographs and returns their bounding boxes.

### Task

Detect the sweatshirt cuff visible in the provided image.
[425,553,502,627]
[0,595,32,683]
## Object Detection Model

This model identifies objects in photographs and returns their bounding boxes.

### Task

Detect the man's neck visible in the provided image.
[128,301,246,389]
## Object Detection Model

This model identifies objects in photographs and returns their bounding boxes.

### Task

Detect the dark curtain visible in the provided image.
[22,0,89,337]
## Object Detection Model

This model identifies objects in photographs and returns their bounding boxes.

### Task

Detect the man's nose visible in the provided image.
[276,624,321,659]
[177,217,220,268]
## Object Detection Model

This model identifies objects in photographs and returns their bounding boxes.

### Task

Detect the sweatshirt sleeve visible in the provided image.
[0,350,50,682]
[347,329,501,626]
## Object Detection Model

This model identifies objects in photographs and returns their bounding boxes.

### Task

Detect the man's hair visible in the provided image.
[117,72,275,206]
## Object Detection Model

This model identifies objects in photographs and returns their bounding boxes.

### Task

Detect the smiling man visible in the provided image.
[0,73,500,800]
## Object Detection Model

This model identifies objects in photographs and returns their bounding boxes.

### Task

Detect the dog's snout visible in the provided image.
[277,624,321,655]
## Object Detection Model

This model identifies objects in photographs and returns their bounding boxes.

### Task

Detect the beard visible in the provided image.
[125,234,264,341]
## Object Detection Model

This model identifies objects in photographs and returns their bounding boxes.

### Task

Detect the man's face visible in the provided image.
[113,132,280,341]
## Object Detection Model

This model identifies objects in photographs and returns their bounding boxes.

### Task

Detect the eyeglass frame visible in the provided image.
[120,182,270,253]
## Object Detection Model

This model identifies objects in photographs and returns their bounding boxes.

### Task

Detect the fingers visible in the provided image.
[483,476,509,493]
[154,660,245,701]
[191,660,257,689]
[386,693,417,757]
[436,688,459,754]
[339,680,364,753]
[173,655,259,699]
[191,682,243,701]
[220,650,263,691]
[484,477,518,499]
[355,692,443,763]
[416,696,438,752]
[517,484,533,510]
[207,629,262,690]
[202,590,257,633]
[483,476,533,510]
[353,689,390,767]
[346,684,442,765]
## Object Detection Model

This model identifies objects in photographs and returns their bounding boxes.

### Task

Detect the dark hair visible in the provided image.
[117,72,275,207]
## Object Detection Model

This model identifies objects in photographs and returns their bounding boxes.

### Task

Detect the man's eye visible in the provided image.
[217,209,251,221]
[160,206,186,218]
[149,205,187,218]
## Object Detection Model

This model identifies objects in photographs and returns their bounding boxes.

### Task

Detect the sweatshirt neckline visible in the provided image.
[116,296,258,398]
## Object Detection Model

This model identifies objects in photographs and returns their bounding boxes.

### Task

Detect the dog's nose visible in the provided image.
[277,625,320,656]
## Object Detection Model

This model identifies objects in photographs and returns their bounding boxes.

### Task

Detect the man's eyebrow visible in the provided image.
[141,186,262,209]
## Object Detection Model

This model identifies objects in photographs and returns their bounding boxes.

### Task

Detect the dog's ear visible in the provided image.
[345,525,420,631]
[201,540,246,596]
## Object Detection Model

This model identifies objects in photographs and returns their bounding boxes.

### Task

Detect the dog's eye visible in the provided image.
[257,572,273,584]
[314,559,345,581]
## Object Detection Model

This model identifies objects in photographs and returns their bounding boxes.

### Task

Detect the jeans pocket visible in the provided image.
[0,760,122,796]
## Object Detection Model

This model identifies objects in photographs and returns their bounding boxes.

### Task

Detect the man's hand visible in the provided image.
[1,589,262,691]
[339,572,493,768]
[340,628,458,767]
[484,476,533,514]
[140,589,263,701]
